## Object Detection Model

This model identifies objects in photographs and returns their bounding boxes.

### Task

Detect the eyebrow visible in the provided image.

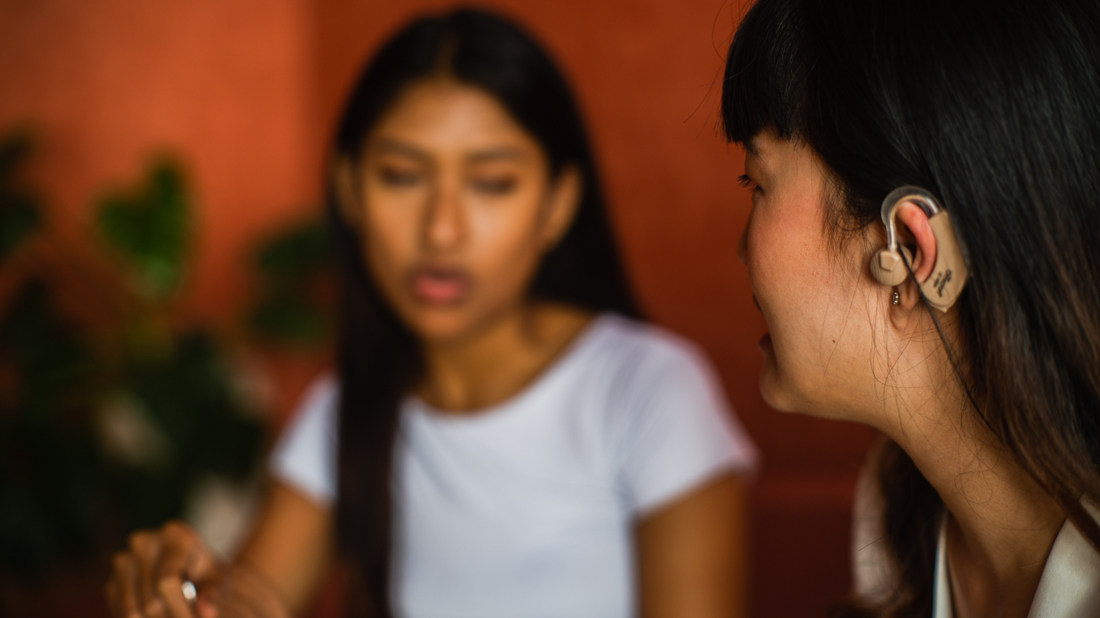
[466,147,527,164]
[743,136,761,157]
[370,139,429,162]
[368,140,527,165]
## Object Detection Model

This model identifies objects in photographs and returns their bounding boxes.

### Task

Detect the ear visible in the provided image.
[896,202,937,283]
[331,157,362,228]
[539,165,583,250]
[892,201,937,308]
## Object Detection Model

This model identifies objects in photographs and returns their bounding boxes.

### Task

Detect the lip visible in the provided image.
[752,294,762,313]
[408,264,472,306]
[759,332,772,349]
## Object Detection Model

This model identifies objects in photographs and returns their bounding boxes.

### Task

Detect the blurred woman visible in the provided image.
[105,9,757,618]
[722,0,1100,616]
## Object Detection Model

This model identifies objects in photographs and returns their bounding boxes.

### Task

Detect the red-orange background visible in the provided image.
[0,0,877,615]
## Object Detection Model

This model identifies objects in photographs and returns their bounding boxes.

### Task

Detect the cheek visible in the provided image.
[359,191,421,298]
[465,195,546,296]
[746,198,853,409]
[746,203,822,333]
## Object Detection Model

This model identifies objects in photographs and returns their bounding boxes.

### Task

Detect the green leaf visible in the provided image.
[0,192,40,260]
[0,128,42,260]
[247,293,328,343]
[254,217,331,284]
[0,128,34,182]
[96,159,190,299]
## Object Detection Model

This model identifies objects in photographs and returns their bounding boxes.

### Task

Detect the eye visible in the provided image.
[378,166,422,187]
[738,174,759,191]
[471,176,517,195]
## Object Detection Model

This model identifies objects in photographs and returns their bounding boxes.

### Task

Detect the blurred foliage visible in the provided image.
[247,217,333,346]
[0,129,264,581]
[0,129,41,259]
[97,159,189,300]
[0,281,99,578]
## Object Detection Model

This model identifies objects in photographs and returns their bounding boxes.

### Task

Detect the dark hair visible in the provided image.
[327,8,638,615]
[721,0,1100,616]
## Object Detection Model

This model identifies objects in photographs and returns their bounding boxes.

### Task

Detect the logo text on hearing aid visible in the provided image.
[933,270,953,297]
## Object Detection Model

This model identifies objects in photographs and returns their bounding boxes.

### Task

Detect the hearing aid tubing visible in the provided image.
[869,186,969,312]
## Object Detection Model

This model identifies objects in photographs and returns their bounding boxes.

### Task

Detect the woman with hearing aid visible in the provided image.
[722,0,1100,616]
[104,9,758,618]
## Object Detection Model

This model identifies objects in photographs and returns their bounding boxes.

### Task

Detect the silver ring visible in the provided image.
[181,579,197,605]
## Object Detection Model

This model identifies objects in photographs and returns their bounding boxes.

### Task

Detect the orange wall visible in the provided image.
[1,1,877,615]
[0,0,319,320]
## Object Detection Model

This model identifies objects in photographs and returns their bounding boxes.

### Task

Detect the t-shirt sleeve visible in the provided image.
[616,338,759,516]
[268,375,338,506]
[851,439,894,603]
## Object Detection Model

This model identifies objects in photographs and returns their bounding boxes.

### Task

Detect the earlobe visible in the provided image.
[541,166,583,249]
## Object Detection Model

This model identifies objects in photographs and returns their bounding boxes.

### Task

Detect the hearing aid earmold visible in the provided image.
[870,186,969,312]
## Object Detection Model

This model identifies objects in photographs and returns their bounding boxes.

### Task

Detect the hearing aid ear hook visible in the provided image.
[869,186,969,312]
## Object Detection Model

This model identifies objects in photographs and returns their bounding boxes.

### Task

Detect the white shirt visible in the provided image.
[271,313,758,618]
[852,461,1100,617]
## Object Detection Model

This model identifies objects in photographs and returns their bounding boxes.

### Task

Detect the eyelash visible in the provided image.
[738,174,758,190]
[472,177,517,195]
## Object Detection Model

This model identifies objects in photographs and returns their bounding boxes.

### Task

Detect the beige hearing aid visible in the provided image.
[869,186,969,312]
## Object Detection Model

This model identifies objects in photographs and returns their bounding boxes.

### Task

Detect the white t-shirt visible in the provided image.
[271,313,758,618]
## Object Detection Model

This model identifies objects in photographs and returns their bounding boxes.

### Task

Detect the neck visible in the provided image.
[877,357,1064,617]
[418,301,593,412]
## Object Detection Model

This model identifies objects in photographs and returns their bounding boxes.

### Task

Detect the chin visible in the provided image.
[759,367,799,413]
[405,308,480,344]
[758,350,809,415]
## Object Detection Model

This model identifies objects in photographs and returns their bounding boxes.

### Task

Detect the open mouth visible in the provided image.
[409,265,471,306]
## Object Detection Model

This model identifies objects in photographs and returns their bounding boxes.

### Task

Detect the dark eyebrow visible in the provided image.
[370,138,429,162]
[742,136,761,157]
[466,147,527,164]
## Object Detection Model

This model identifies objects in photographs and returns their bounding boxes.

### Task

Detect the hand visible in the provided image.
[105,521,221,618]
[203,566,292,618]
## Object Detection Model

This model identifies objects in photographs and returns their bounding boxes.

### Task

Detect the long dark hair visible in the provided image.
[721,0,1100,616]
[327,8,638,615]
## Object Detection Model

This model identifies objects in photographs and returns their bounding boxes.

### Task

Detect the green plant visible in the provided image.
[0,129,40,259]
[247,217,333,347]
[0,130,263,582]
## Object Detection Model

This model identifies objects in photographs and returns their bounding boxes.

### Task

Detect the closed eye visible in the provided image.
[738,174,758,190]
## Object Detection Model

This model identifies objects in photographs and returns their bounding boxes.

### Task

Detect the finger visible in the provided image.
[112,551,143,618]
[129,531,165,618]
[196,596,219,618]
[155,525,204,618]
[157,573,197,618]
[161,522,221,589]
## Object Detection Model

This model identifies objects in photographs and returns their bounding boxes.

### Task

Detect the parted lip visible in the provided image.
[407,262,472,306]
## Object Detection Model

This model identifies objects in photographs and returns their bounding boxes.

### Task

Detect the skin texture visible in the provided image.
[737,128,1065,618]
[105,79,747,618]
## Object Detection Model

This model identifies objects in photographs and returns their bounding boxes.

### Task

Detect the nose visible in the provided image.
[736,221,749,265]
[423,180,465,251]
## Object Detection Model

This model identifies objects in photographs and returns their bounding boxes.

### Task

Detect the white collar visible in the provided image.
[932,503,1100,618]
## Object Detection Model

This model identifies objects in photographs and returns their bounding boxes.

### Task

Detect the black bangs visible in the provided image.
[720,0,812,145]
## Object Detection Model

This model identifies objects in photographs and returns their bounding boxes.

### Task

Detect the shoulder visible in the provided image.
[583,314,716,387]
[268,373,340,505]
[299,374,339,415]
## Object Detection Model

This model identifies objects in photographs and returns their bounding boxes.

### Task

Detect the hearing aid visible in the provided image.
[869,186,969,312]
